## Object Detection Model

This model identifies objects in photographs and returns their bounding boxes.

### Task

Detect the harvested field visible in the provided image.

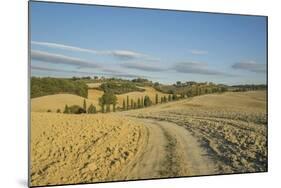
[30,91,267,186]
[125,91,267,173]
[31,94,97,113]
[30,113,148,186]
[88,86,170,108]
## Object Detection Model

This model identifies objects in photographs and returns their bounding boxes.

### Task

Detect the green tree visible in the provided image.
[87,104,96,114]
[83,99,87,112]
[163,96,167,102]
[131,99,134,109]
[172,94,177,101]
[168,95,172,101]
[144,96,152,107]
[99,92,117,113]
[106,104,110,112]
[112,95,117,112]
[137,98,141,108]
[31,77,88,98]
[63,105,69,114]
[123,99,126,110]
[127,96,129,110]
[99,97,105,113]
[155,93,159,104]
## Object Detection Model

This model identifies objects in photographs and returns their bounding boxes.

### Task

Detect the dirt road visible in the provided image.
[118,118,218,180]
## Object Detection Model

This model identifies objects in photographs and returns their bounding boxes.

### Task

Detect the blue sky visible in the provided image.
[30,1,267,85]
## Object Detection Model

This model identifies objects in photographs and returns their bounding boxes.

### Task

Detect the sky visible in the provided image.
[30,1,267,85]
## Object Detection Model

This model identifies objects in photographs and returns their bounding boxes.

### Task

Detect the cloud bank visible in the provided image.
[232,60,266,73]
[31,41,159,61]
[121,62,167,72]
[173,61,231,76]
[31,50,100,68]
[31,65,146,79]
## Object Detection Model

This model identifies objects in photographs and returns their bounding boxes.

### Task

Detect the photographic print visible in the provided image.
[29,1,268,187]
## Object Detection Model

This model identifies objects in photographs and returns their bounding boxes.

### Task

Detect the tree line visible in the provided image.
[49,82,230,114]
[31,77,88,98]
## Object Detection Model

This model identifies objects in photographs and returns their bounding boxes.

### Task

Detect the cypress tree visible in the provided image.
[168,95,172,101]
[137,98,141,108]
[155,93,159,104]
[144,96,152,107]
[172,94,177,101]
[106,104,110,112]
[164,96,167,102]
[63,105,69,114]
[131,99,134,109]
[127,96,129,110]
[123,99,126,110]
[87,104,96,113]
[83,99,87,113]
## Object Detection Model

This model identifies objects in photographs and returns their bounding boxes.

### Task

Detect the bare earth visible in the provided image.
[30,91,267,186]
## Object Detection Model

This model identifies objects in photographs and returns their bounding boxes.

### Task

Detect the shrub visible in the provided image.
[87,104,96,114]
[68,105,85,114]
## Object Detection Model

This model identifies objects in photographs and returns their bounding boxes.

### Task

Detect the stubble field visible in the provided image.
[30,90,267,186]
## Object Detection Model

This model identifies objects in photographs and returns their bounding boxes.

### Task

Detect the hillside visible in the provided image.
[31,91,267,186]
[123,90,267,174]
[31,94,97,112]
[31,77,88,98]
[88,86,170,108]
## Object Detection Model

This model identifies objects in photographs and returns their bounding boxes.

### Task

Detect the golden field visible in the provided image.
[31,94,97,112]
[127,91,267,173]
[30,113,148,186]
[88,86,170,108]
[30,90,267,186]
[31,86,169,112]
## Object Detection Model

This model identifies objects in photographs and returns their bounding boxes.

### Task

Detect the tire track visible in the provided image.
[119,118,218,179]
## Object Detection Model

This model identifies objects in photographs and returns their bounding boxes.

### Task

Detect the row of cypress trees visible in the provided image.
[63,99,97,114]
